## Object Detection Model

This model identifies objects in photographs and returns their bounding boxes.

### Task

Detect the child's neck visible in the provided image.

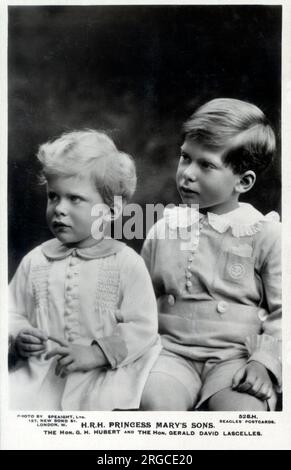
[65,236,105,249]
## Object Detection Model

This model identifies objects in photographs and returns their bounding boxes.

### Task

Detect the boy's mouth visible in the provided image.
[52,221,70,228]
[180,186,199,196]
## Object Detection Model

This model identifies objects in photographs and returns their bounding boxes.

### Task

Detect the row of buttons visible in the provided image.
[64,252,80,341]
[184,216,206,291]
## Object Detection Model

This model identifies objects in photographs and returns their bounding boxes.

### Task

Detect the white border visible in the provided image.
[1,0,290,451]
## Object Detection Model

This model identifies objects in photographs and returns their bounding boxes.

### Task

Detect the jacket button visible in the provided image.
[168,295,175,306]
[258,309,268,321]
[64,308,71,316]
[186,280,192,288]
[217,301,228,314]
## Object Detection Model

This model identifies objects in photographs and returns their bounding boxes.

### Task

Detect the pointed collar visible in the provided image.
[207,203,280,237]
[41,237,126,260]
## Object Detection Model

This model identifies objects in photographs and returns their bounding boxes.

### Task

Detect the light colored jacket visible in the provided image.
[141,203,281,388]
[9,238,161,410]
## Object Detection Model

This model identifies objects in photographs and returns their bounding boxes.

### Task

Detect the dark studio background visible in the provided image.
[8,5,282,280]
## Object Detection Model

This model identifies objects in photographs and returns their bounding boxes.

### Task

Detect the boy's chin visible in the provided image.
[60,235,104,249]
[180,197,200,209]
[180,194,200,206]
[51,231,80,246]
[54,235,77,245]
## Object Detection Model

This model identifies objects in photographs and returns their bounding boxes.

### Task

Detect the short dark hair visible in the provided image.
[183,98,276,175]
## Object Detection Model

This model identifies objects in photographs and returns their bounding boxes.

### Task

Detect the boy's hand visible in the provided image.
[232,360,273,401]
[45,338,107,377]
[15,328,48,358]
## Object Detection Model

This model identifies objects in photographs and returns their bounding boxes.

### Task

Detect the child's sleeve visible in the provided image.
[140,223,156,275]
[9,254,34,337]
[95,251,160,369]
[245,223,282,387]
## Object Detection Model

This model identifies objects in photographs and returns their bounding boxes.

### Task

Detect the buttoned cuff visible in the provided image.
[245,334,282,388]
[94,335,128,369]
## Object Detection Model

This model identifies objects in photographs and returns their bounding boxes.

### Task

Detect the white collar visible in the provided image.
[164,203,280,237]
[164,205,202,230]
[41,237,125,260]
[207,203,280,237]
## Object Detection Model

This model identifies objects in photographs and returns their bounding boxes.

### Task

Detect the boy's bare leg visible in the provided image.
[140,372,194,411]
[208,388,268,411]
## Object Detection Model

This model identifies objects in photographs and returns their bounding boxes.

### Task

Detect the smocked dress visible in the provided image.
[141,203,281,409]
[9,238,161,410]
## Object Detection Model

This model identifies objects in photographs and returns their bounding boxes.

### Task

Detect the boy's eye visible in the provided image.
[201,161,217,170]
[180,153,191,163]
[70,195,82,203]
[48,192,58,201]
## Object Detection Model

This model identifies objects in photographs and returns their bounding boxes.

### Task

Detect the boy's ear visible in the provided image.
[110,196,124,221]
[235,170,256,194]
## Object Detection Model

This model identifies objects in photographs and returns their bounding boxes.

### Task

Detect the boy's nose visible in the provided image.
[183,164,198,182]
[54,200,68,215]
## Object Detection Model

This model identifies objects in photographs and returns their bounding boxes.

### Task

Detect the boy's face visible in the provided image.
[176,139,241,215]
[46,174,108,248]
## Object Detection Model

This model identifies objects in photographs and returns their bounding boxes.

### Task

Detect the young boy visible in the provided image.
[141,98,281,411]
[9,129,161,410]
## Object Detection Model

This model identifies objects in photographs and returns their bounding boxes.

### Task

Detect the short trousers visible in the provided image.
[150,349,275,410]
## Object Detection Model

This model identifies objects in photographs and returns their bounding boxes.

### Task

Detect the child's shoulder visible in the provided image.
[115,244,152,281]
[117,244,145,266]
[252,210,281,254]
[19,242,48,265]
[226,203,281,241]
[13,241,49,275]
[257,211,281,238]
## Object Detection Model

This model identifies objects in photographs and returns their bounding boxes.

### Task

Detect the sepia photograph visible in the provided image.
[1,0,291,452]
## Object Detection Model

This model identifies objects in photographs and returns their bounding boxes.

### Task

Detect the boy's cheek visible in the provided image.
[176,169,182,186]
[46,210,53,223]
